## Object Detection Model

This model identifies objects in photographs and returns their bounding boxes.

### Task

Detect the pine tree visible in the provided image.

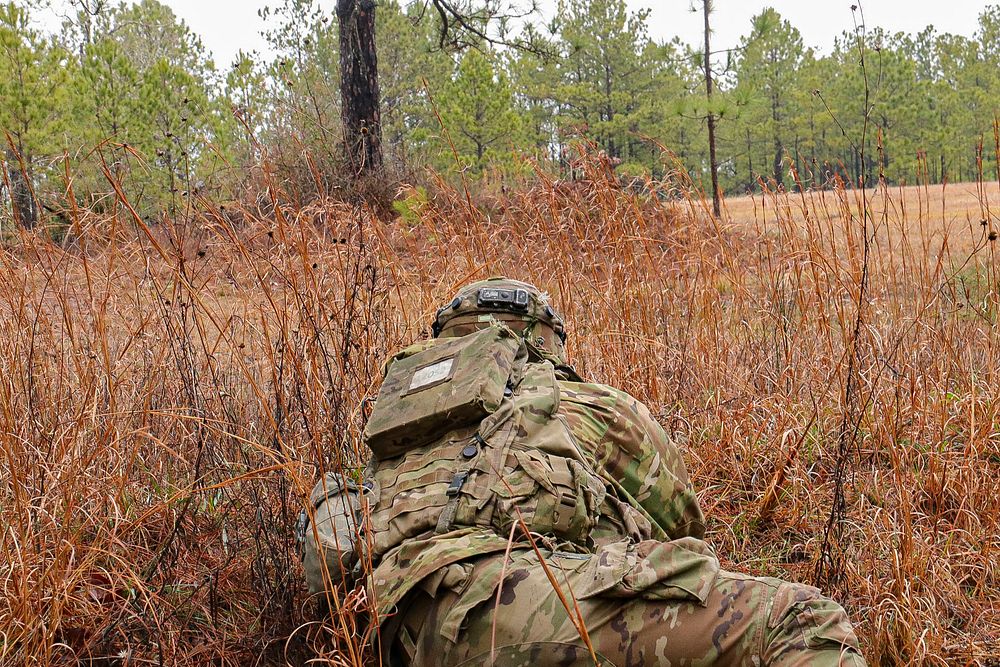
[337,0,383,174]
[0,3,73,228]
[377,1,450,166]
[435,49,522,173]
[735,9,807,189]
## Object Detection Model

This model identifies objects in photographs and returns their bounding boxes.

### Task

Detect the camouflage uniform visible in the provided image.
[309,278,866,666]
[374,374,864,666]
[397,541,864,666]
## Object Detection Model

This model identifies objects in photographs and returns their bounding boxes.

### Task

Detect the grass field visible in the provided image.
[2,157,999,665]
[726,179,1000,256]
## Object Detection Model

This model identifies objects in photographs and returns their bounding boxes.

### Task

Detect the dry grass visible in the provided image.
[725,180,1000,258]
[1,151,999,665]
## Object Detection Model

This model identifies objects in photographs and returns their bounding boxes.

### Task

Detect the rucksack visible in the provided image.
[363,323,608,562]
[299,323,617,594]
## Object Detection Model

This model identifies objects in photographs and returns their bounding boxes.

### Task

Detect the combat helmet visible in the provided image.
[433,277,568,364]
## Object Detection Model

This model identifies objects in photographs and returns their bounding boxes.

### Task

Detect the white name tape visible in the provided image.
[409,357,455,391]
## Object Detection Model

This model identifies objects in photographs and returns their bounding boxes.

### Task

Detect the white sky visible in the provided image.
[38,0,992,69]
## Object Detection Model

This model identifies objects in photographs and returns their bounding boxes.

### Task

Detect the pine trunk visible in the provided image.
[6,148,37,229]
[337,0,383,175]
[771,91,783,188]
[703,1,721,217]
[773,139,783,189]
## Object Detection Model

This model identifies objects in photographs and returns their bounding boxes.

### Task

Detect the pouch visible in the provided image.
[364,325,521,460]
[300,472,374,593]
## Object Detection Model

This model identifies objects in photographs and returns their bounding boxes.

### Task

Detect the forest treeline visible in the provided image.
[2,0,999,226]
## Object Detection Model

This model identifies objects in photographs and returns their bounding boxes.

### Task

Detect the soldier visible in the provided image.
[302,278,866,666]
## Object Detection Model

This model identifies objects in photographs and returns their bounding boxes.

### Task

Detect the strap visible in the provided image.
[434,391,519,535]
[310,472,354,509]
[434,469,469,534]
[549,456,574,488]
[397,623,417,664]
[434,339,527,535]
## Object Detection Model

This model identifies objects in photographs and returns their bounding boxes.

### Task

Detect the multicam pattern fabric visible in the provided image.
[364,371,868,666]
[399,541,865,666]
[367,357,708,622]
[557,380,706,543]
[435,277,569,365]
[364,325,521,460]
[356,306,866,666]
[367,347,612,590]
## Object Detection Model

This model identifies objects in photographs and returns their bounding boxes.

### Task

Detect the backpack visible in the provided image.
[363,324,608,562]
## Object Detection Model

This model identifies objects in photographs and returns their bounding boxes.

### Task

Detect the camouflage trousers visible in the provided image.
[393,538,866,667]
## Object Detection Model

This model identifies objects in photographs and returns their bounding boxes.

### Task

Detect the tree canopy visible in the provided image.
[1,0,998,226]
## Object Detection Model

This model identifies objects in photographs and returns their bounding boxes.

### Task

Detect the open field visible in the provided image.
[725,180,1000,258]
[2,159,1000,665]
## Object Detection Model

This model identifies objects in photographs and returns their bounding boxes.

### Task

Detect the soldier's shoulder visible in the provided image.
[558,378,628,402]
[558,379,653,418]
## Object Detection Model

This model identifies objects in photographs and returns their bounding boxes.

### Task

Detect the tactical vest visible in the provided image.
[363,324,609,563]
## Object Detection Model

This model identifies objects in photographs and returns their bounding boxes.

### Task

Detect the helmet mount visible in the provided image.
[433,278,567,364]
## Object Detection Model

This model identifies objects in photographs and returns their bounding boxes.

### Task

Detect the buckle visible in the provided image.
[446,471,469,496]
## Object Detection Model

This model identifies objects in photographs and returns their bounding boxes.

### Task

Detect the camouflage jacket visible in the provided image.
[369,368,705,623]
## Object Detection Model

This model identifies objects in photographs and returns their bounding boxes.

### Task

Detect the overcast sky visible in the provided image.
[39,0,993,69]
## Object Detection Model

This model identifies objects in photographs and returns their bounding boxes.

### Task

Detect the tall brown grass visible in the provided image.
[2,147,999,665]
